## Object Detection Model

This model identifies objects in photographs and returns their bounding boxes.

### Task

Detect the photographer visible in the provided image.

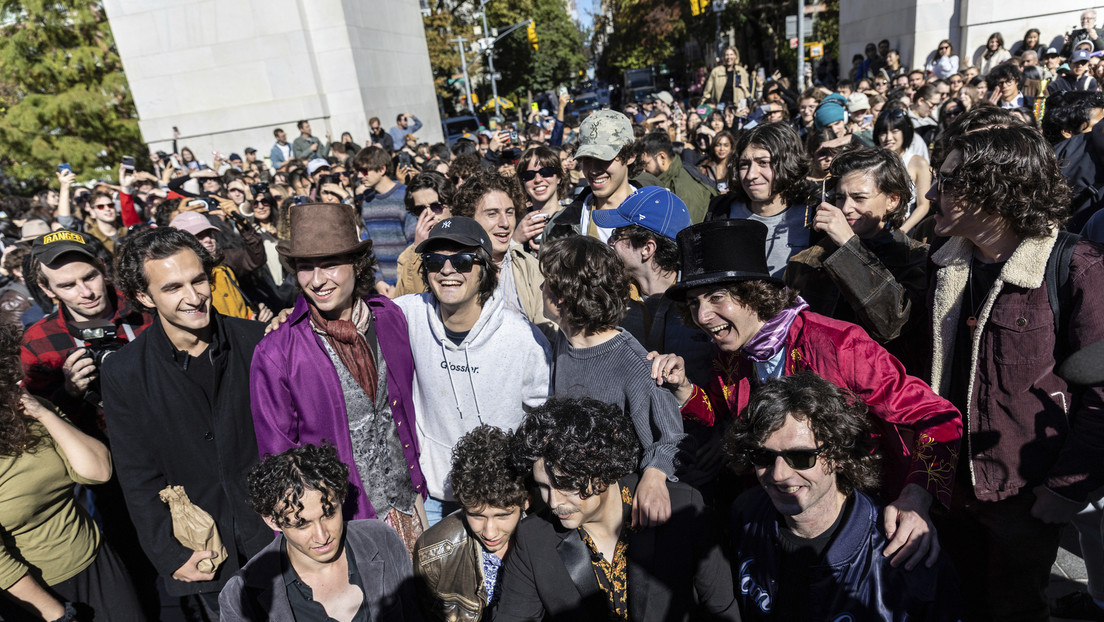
[1063,9,1104,57]
[21,231,152,416]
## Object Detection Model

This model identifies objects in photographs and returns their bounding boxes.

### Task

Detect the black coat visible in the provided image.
[492,474,741,622]
[102,311,273,597]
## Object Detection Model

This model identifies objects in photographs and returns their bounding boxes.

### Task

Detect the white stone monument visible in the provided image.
[104,0,443,163]
[840,0,1093,79]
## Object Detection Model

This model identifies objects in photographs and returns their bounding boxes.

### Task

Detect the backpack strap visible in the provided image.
[1046,230,1081,351]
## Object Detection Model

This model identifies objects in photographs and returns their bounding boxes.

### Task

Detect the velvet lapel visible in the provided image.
[556,528,601,601]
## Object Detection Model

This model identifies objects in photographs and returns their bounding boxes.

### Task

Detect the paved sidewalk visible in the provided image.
[1051,524,1095,622]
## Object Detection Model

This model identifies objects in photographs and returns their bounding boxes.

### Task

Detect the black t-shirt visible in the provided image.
[444,326,469,346]
[721,69,739,104]
[773,495,853,620]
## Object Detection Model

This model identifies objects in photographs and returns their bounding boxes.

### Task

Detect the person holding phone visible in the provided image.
[784,147,929,370]
[512,145,570,252]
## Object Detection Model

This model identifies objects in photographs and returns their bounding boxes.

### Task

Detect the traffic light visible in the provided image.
[527,21,538,50]
[690,0,703,16]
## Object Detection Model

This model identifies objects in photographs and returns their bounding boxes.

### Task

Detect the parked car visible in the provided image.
[442,115,484,147]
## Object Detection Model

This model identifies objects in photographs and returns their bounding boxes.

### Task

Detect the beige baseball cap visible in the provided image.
[575,110,634,161]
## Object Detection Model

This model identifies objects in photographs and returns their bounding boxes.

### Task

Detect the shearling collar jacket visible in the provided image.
[929,231,1104,502]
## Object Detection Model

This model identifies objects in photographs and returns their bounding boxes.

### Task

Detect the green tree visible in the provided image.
[423,0,586,114]
[601,0,687,76]
[484,0,586,101]
[0,1,144,190]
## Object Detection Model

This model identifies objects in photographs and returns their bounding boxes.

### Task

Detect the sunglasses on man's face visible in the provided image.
[745,446,824,470]
[422,251,484,273]
[415,201,446,215]
[519,166,557,182]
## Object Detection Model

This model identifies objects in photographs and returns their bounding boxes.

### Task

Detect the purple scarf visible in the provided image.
[741,296,808,363]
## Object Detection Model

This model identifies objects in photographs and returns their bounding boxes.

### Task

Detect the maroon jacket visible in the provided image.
[929,232,1104,503]
[681,310,962,508]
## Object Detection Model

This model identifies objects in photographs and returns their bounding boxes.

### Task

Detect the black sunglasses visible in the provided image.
[416,202,446,215]
[930,167,956,194]
[745,446,824,470]
[519,166,556,182]
[422,251,484,273]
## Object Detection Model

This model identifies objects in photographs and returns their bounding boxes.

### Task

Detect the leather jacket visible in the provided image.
[732,488,963,621]
[414,512,486,621]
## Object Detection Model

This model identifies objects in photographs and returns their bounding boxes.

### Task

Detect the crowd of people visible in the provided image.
[2,10,1104,622]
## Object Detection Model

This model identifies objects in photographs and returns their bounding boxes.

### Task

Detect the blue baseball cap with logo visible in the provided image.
[592,186,692,241]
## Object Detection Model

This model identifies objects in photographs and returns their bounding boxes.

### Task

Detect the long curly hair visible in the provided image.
[449,425,528,511]
[514,397,641,499]
[725,373,880,496]
[247,443,350,528]
[947,126,1071,237]
[728,122,810,207]
[0,323,39,457]
[539,236,629,334]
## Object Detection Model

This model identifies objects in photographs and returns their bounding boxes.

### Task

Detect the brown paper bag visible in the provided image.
[158,485,227,574]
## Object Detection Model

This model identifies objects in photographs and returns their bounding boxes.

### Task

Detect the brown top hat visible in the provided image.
[276,202,373,259]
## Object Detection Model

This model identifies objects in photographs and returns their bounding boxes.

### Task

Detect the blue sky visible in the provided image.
[577,0,598,31]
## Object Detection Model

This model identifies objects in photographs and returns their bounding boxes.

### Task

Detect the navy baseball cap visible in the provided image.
[592,186,692,241]
[1072,49,1093,63]
[415,217,493,256]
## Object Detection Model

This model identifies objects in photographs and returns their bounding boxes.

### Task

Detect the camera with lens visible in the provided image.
[250,181,269,196]
[66,320,124,368]
[319,173,343,186]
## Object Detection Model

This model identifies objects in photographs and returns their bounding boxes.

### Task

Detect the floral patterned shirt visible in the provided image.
[579,485,637,621]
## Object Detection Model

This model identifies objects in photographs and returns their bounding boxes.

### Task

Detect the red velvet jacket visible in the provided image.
[681,310,962,508]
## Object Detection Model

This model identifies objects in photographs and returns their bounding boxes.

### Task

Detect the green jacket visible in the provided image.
[658,154,716,223]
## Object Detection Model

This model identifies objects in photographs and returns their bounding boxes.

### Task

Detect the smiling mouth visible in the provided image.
[312,287,336,299]
[774,485,802,495]
[706,322,731,336]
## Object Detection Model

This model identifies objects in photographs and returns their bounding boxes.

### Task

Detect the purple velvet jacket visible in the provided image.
[249,294,427,519]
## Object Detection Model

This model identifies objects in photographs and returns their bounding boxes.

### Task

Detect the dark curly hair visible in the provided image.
[114,227,219,312]
[418,244,499,306]
[725,373,880,496]
[248,443,350,528]
[449,425,529,511]
[0,322,41,457]
[930,104,1021,167]
[449,153,483,188]
[452,168,527,221]
[946,126,1071,237]
[728,122,810,207]
[514,397,641,498]
[829,147,913,229]
[540,236,629,333]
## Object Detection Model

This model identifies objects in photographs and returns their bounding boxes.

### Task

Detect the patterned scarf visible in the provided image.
[309,298,378,401]
[741,296,809,363]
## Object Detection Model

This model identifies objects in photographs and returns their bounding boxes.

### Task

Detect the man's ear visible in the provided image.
[38,282,59,303]
[640,238,658,263]
[135,290,155,310]
[262,515,283,533]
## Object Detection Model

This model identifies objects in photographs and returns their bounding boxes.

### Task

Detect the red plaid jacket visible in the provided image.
[21,287,152,418]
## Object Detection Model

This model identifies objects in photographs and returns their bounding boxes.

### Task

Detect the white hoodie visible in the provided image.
[394,291,551,500]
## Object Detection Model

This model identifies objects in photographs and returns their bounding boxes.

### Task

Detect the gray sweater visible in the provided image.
[551,330,686,478]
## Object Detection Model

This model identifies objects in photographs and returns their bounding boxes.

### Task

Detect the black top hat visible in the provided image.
[665,219,782,301]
